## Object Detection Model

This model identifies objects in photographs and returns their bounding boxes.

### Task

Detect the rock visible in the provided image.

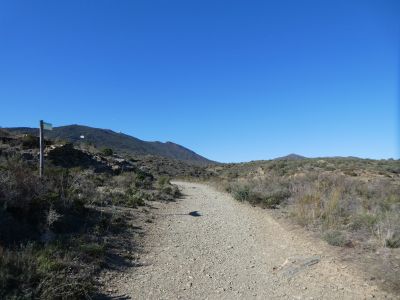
[278,256,320,278]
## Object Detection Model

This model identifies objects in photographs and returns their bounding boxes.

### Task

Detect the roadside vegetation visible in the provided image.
[0,132,181,299]
[2,126,400,296]
[210,157,400,291]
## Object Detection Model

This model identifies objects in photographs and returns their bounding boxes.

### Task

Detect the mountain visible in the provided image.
[5,124,214,165]
[274,153,307,160]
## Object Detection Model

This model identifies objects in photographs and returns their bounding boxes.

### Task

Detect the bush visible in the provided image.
[232,185,250,202]
[0,158,105,298]
[101,148,113,156]
[350,213,377,231]
[0,139,184,298]
[159,182,179,197]
[79,242,106,259]
[262,190,290,208]
[127,193,146,208]
[157,176,170,186]
[0,243,95,300]
[293,193,322,226]
[323,230,347,247]
[21,134,39,149]
[376,211,400,248]
[385,236,400,248]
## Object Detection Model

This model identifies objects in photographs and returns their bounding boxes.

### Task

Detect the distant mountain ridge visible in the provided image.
[5,124,214,165]
[274,153,307,160]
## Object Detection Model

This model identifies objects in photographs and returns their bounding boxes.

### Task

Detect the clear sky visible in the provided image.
[0,0,399,162]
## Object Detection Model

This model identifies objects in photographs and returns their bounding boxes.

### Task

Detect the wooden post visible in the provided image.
[39,120,44,178]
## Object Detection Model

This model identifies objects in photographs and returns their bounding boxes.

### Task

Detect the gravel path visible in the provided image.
[111,181,396,299]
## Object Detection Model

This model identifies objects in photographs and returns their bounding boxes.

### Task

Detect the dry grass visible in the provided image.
[213,158,400,249]
[211,158,400,292]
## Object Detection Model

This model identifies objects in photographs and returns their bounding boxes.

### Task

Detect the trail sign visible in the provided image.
[39,120,52,177]
[43,122,53,130]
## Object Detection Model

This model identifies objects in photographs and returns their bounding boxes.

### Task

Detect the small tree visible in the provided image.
[101,148,113,156]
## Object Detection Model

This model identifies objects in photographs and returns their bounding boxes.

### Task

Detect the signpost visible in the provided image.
[39,120,53,178]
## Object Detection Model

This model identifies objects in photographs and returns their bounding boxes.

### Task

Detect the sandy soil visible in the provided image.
[106,181,398,299]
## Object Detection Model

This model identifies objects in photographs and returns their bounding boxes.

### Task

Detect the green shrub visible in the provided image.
[101,148,113,156]
[323,230,347,247]
[131,172,153,189]
[0,243,94,300]
[350,213,377,231]
[385,235,400,248]
[160,184,180,197]
[21,134,39,149]
[36,252,63,274]
[232,185,250,202]
[0,244,39,299]
[79,242,106,259]
[127,193,145,208]
[262,190,290,208]
[157,176,170,186]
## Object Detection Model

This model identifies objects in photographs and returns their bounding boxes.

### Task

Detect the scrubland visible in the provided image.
[2,128,400,296]
[209,158,400,291]
[0,135,180,299]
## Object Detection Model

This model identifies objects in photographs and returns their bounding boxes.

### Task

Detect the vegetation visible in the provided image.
[2,126,400,296]
[101,147,113,156]
[212,158,400,249]
[0,132,182,299]
[21,134,39,149]
[209,157,400,291]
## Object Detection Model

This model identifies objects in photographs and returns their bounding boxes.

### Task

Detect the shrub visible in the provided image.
[262,190,290,208]
[293,193,322,226]
[0,138,184,298]
[322,188,344,229]
[0,158,105,298]
[127,193,146,208]
[157,176,170,187]
[385,236,400,248]
[232,185,250,202]
[376,211,400,248]
[101,148,113,156]
[131,172,153,189]
[0,243,95,300]
[323,230,347,247]
[21,134,39,149]
[79,242,106,259]
[0,244,39,299]
[350,213,377,231]
[160,184,180,198]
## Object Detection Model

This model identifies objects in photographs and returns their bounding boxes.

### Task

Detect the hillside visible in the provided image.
[5,125,214,165]
[274,153,306,160]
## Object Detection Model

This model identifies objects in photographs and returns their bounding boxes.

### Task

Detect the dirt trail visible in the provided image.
[110,181,397,299]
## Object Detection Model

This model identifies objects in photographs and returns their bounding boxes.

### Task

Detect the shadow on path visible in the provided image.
[155,210,202,217]
[94,293,131,300]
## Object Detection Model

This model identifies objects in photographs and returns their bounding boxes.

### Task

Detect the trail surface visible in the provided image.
[111,181,396,299]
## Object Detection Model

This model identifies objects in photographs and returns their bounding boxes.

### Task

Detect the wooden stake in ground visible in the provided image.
[39,120,53,178]
[39,120,44,178]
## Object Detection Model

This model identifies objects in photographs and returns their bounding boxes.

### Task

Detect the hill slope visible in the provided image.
[274,153,306,160]
[5,124,214,165]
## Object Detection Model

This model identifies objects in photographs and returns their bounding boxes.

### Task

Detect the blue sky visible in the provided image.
[0,0,399,162]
